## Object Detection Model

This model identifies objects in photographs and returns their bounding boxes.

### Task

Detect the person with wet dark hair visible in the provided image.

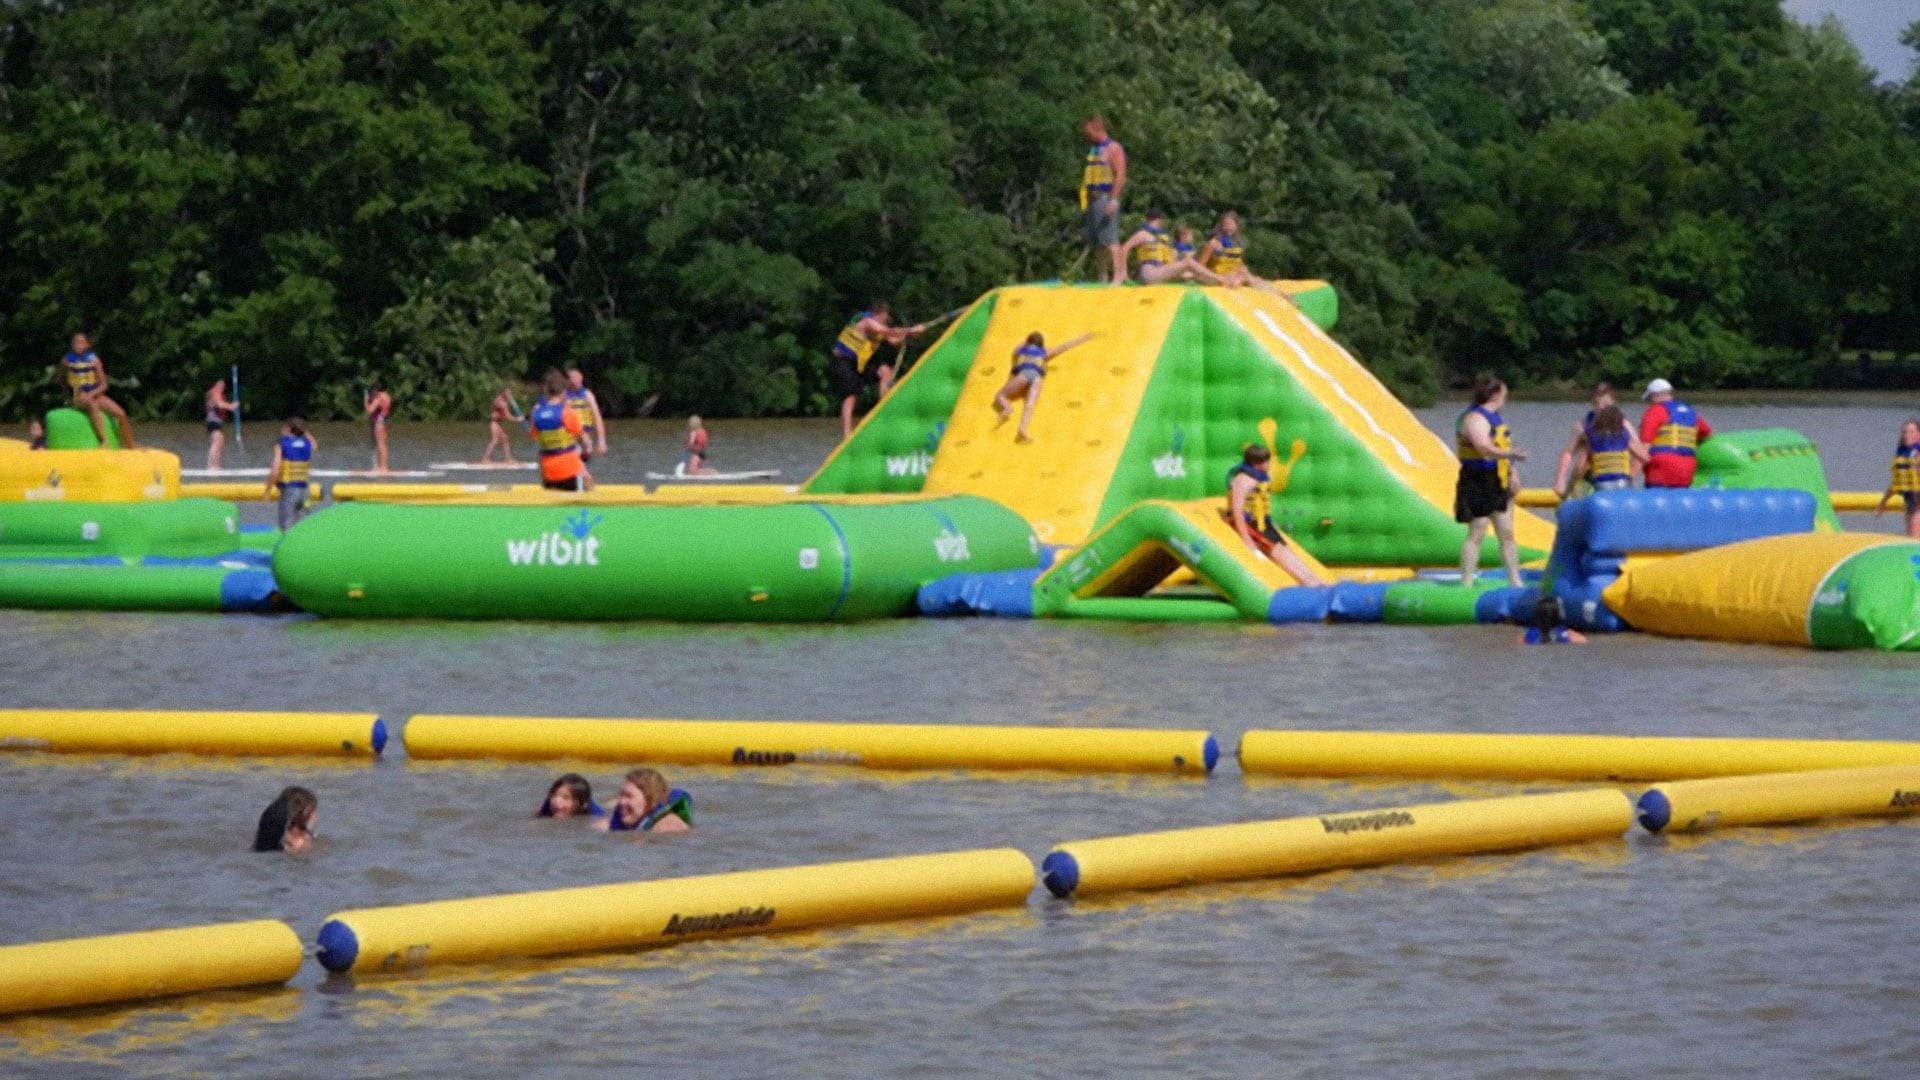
[537,773,602,819]
[1519,595,1587,645]
[253,786,318,853]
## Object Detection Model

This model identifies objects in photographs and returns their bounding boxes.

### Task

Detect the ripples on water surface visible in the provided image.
[1,404,1916,1077]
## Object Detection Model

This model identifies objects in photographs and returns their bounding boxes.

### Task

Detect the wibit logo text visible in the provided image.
[506,510,604,567]
[934,529,971,562]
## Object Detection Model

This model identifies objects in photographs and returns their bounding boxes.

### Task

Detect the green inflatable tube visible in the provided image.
[1046,596,1245,622]
[1379,580,1504,625]
[0,563,260,612]
[1809,543,1920,650]
[0,499,241,559]
[273,496,1040,621]
[1693,429,1839,530]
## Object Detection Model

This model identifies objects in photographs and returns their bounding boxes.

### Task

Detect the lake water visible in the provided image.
[1,398,1915,1078]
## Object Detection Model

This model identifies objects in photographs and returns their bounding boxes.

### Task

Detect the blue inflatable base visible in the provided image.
[916,567,1042,618]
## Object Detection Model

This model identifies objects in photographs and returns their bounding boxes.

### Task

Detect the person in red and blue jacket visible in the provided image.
[1639,378,1712,488]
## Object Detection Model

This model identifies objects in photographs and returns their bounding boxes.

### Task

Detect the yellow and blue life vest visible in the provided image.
[63,350,101,393]
[1650,399,1700,458]
[530,398,579,457]
[277,434,313,489]
[1586,425,1632,484]
[1228,461,1273,530]
[1011,343,1047,380]
[1207,231,1245,275]
[1173,238,1196,260]
[833,313,880,372]
[564,386,595,430]
[1892,442,1920,493]
[1457,405,1511,486]
[1135,223,1173,267]
[1079,139,1114,210]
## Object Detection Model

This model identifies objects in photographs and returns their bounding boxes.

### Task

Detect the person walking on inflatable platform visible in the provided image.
[564,369,608,461]
[1455,375,1526,588]
[57,332,138,448]
[830,301,927,439]
[1227,443,1327,586]
[1639,378,1710,488]
[1122,211,1221,285]
[529,370,593,492]
[1079,115,1128,284]
[1553,382,1636,498]
[992,331,1094,443]
[265,418,315,531]
[1878,419,1920,539]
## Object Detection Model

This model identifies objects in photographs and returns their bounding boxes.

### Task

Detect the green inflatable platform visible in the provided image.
[274,496,1040,621]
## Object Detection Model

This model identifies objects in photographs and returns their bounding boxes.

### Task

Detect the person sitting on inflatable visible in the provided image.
[537,773,603,819]
[1878,419,1920,540]
[1519,595,1587,645]
[1226,443,1327,586]
[1121,210,1222,285]
[596,768,692,834]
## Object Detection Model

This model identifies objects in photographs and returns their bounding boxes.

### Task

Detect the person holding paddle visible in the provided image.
[992,331,1093,443]
[363,383,392,473]
[204,377,239,469]
[483,385,521,464]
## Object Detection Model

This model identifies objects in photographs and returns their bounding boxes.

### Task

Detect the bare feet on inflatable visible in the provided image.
[1016,432,1033,444]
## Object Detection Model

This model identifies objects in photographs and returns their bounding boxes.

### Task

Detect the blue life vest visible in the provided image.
[1650,399,1700,458]
[1012,343,1047,380]
[1456,406,1511,485]
[1586,426,1632,484]
[530,399,577,457]
[564,386,595,429]
[63,351,101,393]
[1227,461,1272,529]
[277,434,313,489]
[1891,442,1920,494]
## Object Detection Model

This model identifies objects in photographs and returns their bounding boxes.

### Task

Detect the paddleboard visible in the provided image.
[426,462,538,472]
[184,468,446,480]
[646,469,782,482]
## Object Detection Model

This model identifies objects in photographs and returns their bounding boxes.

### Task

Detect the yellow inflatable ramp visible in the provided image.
[807,282,1554,566]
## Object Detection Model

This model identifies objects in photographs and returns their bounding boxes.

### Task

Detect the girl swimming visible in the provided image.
[538,773,601,819]
[253,786,318,853]
[597,768,693,834]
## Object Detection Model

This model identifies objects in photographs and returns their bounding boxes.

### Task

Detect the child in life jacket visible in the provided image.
[596,768,693,834]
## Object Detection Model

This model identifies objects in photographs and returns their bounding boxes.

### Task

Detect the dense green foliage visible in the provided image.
[2,0,1917,419]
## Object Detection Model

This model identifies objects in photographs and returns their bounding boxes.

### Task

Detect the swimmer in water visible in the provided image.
[253,786,318,853]
[537,773,601,819]
[1518,595,1587,645]
[992,331,1094,443]
[596,768,692,834]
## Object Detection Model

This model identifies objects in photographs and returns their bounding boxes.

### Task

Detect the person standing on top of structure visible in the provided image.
[1078,116,1128,285]
[1455,375,1526,588]
[829,300,927,440]
[1639,378,1711,489]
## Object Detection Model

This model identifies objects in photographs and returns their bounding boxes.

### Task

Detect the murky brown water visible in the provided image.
[1,402,1916,1077]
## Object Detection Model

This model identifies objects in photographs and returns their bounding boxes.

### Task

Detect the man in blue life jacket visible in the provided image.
[1455,375,1526,588]
[264,418,315,531]
[1079,115,1129,284]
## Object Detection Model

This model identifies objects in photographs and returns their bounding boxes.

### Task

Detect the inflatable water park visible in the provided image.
[2,280,1914,648]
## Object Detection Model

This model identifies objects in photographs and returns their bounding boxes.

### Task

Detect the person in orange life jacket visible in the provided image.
[595,768,692,834]
[537,773,604,819]
[564,368,608,460]
[682,415,715,475]
[1079,115,1129,284]
[1877,418,1920,539]
[830,300,929,440]
[59,332,137,447]
[363,383,392,473]
[1455,375,1526,588]
[1226,443,1328,586]
[528,369,594,492]
[1567,405,1645,493]
[1120,210,1222,285]
[1639,378,1711,488]
[264,417,315,532]
[992,330,1095,443]
[205,377,239,470]
[1552,382,1646,498]
[1517,595,1588,645]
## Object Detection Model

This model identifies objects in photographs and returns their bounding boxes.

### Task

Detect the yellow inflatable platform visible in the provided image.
[0,445,179,501]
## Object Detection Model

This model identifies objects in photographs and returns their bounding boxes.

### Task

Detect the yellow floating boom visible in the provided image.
[1041,789,1633,897]
[1637,764,1920,832]
[316,848,1035,975]
[0,709,386,758]
[404,714,1217,775]
[0,920,302,1016]
[1238,729,1920,782]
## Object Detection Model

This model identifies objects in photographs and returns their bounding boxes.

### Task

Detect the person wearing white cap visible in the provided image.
[1639,378,1711,488]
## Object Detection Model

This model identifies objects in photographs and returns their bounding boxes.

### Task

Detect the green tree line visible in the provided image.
[3,0,1918,421]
